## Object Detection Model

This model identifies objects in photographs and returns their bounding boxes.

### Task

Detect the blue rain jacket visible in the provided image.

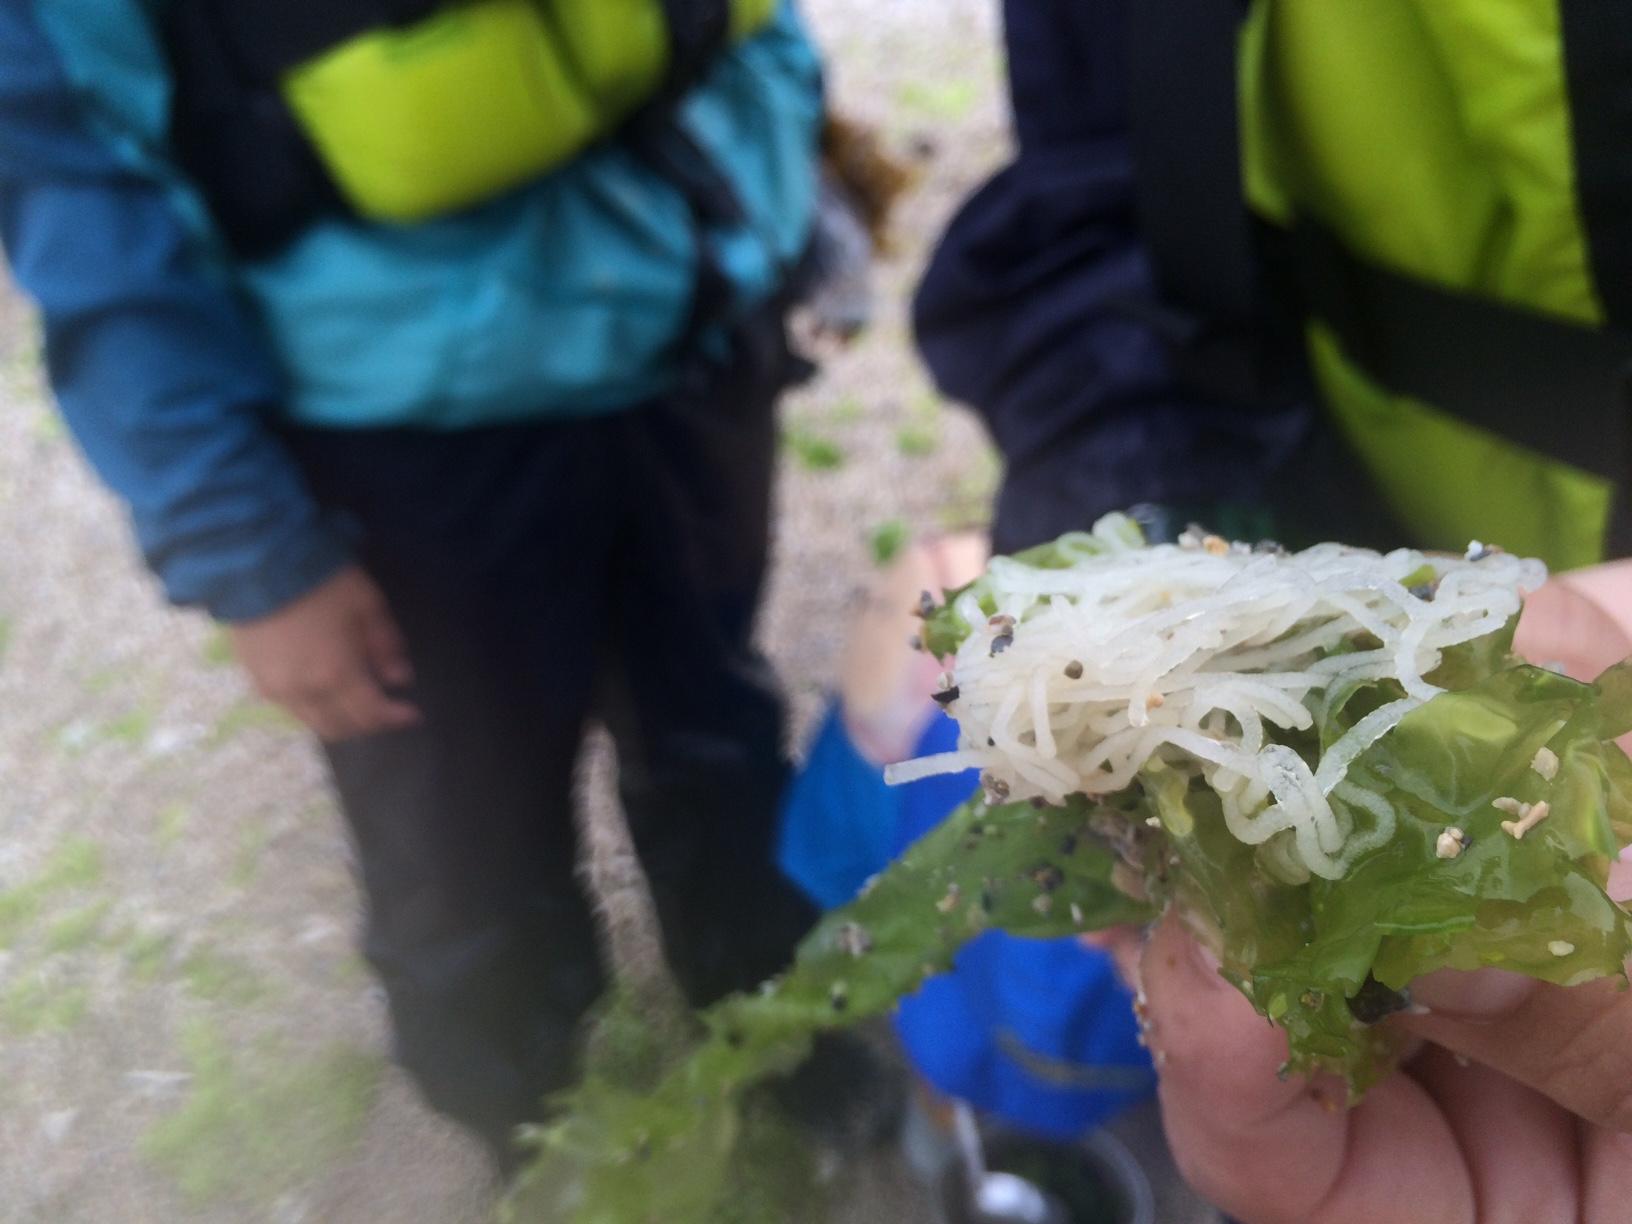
[779,709,1155,1140]
[0,0,821,619]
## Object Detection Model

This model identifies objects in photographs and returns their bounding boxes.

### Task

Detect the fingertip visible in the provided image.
[1140,914,1307,1116]
[1141,918,1368,1224]
[1405,967,1537,1021]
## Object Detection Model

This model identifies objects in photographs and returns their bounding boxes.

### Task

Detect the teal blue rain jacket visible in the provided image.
[0,0,822,619]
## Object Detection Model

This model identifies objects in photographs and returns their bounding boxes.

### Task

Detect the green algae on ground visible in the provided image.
[142,1020,382,1207]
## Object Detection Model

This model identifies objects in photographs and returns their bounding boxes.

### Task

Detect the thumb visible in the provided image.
[1143,915,1472,1224]
[1140,913,1349,1218]
[1402,965,1632,1132]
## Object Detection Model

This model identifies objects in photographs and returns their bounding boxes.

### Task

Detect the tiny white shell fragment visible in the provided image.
[1531,746,1560,781]
[1549,940,1575,957]
[1500,800,1551,840]
[1435,828,1467,859]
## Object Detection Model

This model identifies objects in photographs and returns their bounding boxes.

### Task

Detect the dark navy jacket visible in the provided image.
[914,0,1312,554]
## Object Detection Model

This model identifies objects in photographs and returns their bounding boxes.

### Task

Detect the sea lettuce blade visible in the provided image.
[1242,665,1632,1089]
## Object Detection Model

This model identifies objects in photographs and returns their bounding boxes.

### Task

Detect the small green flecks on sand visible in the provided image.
[155,801,191,848]
[0,837,105,948]
[331,954,374,988]
[181,947,268,1006]
[0,969,91,1035]
[938,447,1004,529]
[908,388,942,416]
[0,890,41,949]
[298,799,333,827]
[200,626,235,668]
[895,424,938,457]
[869,519,911,567]
[39,838,105,890]
[53,703,155,752]
[0,615,12,667]
[230,821,272,888]
[124,929,176,982]
[81,666,124,696]
[831,394,866,424]
[43,899,113,954]
[208,699,300,747]
[103,707,153,746]
[30,409,65,444]
[783,429,846,472]
[895,78,978,122]
[142,1019,382,1207]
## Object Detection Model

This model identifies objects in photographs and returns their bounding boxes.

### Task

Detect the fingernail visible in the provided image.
[1409,967,1536,1020]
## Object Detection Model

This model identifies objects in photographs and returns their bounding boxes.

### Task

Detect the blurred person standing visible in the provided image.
[0,0,826,1170]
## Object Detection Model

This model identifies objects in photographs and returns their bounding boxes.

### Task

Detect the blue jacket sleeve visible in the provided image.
[913,0,1306,555]
[0,2,351,621]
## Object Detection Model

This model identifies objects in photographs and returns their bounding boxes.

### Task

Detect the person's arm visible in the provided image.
[0,5,416,739]
[912,0,1311,556]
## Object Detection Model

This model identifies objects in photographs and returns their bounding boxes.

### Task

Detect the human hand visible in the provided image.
[1513,568,1632,684]
[228,565,421,742]
[1128,567,1632,1223]
[1137,898,1632,1224]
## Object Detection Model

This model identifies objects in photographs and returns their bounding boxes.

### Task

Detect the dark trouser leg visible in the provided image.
[603,310,819,1007]
[287,422,619,1159]
[605,325,904,1140]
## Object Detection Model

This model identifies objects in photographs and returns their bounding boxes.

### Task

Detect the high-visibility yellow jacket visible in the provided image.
[1237,1,1632,570]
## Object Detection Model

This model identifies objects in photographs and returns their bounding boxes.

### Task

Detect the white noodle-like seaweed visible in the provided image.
[884,518,1545,880]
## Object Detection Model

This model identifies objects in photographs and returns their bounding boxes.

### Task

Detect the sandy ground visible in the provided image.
[0,4,1211,1222]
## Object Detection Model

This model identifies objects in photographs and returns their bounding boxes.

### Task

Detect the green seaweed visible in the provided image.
[515,532,1632,1219]
[508,797,1149,1221]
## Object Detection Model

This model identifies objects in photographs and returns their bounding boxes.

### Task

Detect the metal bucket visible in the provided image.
[938,1114,1156,1224]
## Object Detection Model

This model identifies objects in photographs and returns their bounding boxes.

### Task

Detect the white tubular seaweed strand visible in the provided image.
[893,515,1542,879]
